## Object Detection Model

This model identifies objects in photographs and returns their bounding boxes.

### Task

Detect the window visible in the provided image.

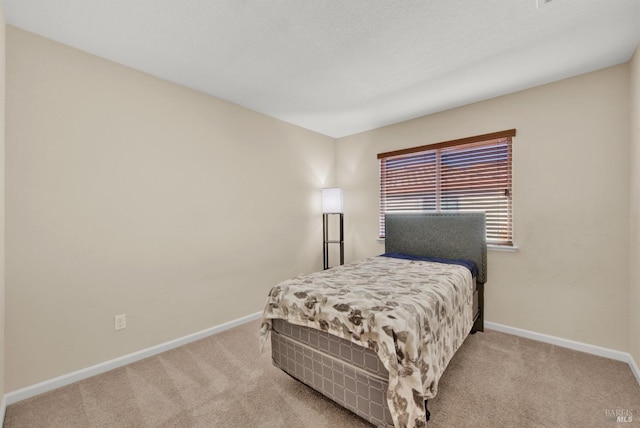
[378,129,515,246]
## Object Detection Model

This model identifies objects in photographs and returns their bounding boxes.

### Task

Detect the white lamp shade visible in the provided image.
[322,188,343,213]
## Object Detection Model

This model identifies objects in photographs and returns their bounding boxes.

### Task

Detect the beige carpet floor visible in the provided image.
[4,320,640,427]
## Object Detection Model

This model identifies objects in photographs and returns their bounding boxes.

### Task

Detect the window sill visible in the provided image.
[377,238,518,252]
[487,244,518,252]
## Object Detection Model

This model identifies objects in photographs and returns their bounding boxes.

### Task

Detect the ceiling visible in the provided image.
[3,0,640,138]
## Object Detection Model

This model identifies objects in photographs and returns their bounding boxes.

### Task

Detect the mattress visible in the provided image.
[261,255,475,427]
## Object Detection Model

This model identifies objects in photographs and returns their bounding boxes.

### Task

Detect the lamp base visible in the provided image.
[323,213,344,270]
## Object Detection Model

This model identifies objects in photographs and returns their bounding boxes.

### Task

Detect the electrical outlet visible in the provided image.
[114,314,126,331]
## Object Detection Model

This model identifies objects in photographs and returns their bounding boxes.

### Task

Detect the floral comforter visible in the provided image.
[260,256,474,428]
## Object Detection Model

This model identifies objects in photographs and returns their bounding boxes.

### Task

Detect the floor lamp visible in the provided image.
[322,188,344,270]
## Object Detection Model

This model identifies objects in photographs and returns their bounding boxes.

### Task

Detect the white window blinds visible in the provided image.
[378,129,515,246]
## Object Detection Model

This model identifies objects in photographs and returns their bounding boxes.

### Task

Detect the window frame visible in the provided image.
[378,129,516,247]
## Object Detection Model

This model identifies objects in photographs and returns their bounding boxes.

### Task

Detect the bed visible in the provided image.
[260,213,487,428]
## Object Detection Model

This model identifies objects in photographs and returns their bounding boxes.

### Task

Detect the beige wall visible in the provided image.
[337,64,631,352]
[3,22,637,395]
[630,45,640,367]
[0,4,6,406]
[5,27,336,391]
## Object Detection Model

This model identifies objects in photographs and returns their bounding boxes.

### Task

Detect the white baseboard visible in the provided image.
[5,311,262,406]
[629,353,640,386]
[485,321,640,385]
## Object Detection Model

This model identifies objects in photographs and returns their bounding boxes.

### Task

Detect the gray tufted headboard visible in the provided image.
[385,212,487,283]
